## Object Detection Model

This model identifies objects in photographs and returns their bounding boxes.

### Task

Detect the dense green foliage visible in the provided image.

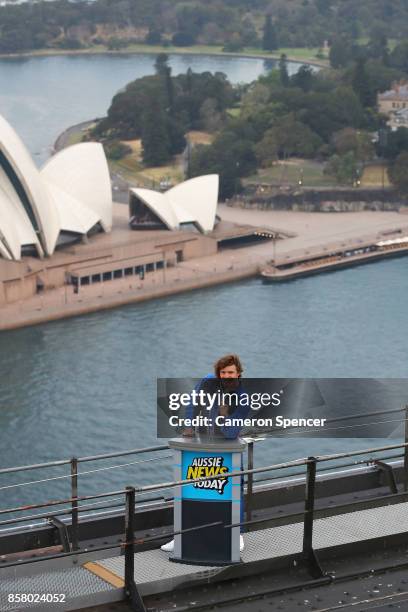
[91,27,408,196]
[388,151,408,191]
[262,15,278,52]
[4,0,408,54]
[189,60,378,196]
[93,54,235,166]
[190,72,372,197]
[187,37,408,195]
[94,35,408,195]
[323,152,359,185]
[95,68,234,142]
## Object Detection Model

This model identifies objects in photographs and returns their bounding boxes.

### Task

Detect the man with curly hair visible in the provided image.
[161,354,248,553]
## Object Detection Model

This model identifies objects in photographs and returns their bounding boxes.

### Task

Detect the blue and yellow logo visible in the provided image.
[186,456,229,495]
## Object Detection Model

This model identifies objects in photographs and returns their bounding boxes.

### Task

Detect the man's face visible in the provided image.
[219,364,240,379]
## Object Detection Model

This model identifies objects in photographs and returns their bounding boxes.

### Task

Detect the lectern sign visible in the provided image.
[169,438,245,565]
[182,451,233,500]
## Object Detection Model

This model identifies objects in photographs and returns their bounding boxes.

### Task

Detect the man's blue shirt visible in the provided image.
[185,374,250,439]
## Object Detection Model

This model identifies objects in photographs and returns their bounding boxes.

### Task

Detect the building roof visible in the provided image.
[0,114,112,261]
[130,175,219,234]
[378,82,408,100]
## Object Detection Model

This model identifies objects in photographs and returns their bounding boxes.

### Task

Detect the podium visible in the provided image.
[168,436,246,565]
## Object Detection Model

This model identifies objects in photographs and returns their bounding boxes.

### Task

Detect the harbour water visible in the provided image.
[0,53,407,512]
[1,260,407,510]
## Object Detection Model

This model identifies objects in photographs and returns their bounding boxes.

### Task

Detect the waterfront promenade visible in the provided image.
[1,206,407,331]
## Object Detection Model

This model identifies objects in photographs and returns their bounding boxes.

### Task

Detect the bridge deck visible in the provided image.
[1,500,407,610]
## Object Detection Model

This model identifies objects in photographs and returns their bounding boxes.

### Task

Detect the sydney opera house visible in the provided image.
[0,113,250,309]
[0,113,275,310]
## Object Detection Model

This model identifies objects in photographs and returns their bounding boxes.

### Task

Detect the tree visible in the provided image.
[94,75,165,139]
[324,152,358,185]
[265,114,322,158]
[141,99,171,166]
[2,0,408,57]
[390,41,408,73]
[199,98,223,132]
[382,128,408,160]
[155,53,170,77]
[298,87,364,143]
[59,36,84,50]
[367,30,389,64]
[240,82,274,122]
[189,142,242,199]
[152,54,186,155]
[145,27,162,45]
[279,54,289,87]
[362,60,401,99]
[291,65,315,92]
[223,33,244,52]
[176,70,235,128]
[155,53,174,112]
[330,86,365,129]
[389,151,408,192]
[168,117,187,155]
[351,59,375,108]
[262,15,278,52]
[0,28,33,52]
[332,128,374,161]
[240,16,259,48]
[254,130,278,167]
[172,31,195,47]
[329,37,352,68]
[189,131,257,199]
[199,22,223,45]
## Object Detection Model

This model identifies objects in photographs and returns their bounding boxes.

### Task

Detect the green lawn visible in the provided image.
[109,153,184,187]
[275,47,327,62]
[245,160,337,187]
[227,107,241,117]
[111,157,391,190]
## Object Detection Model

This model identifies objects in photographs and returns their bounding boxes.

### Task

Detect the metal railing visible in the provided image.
[2,407,408,610]
[2,439,408,609]
[0,444,169,549]
[2,406,408,528]
[245,404,408,521]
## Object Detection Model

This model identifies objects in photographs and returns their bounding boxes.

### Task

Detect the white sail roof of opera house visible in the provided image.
[0,114,112,261]
[130,174,219,233]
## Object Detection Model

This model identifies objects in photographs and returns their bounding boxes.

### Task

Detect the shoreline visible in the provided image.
[0,45,328,69]
[0,262,259,332]
[53,119,97,153]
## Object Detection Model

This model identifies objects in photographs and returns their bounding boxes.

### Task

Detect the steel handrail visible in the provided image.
[0,444,169,476]
[251,453,405,485]
[2,440,408,520]
[0,407,405,476]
